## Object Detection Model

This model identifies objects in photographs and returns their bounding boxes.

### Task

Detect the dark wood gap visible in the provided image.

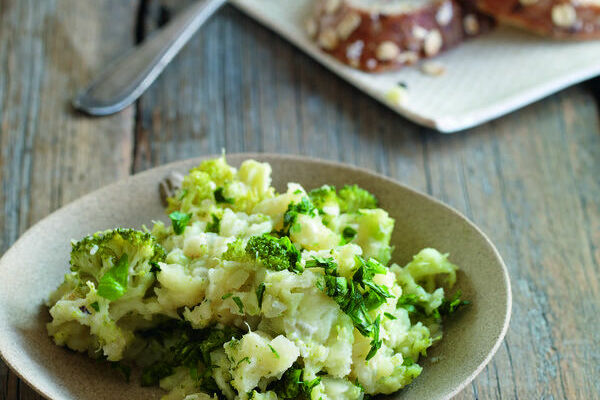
[131,0,150,175]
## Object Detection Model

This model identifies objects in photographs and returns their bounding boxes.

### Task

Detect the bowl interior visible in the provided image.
[0,154,511,400]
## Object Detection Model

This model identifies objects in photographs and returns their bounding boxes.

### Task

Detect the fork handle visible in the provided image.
[73,0,227,116]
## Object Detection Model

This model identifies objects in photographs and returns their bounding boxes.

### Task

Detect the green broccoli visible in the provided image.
[246,234,302,273]
[338,184,377,213]
[309,184,377,216]
[70,228,165,301]
[308,185,339,211]
[166,155,234,213]
[224,234,302,273]
[47,229,165,361]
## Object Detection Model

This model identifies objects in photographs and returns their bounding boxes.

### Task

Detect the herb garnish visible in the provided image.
[256,283,266,308]
[169,211,192,235]
[267,364,321,399]
[341,226,357,244]
[97,254,129,301]
[206,214,220,233]
[313,255,393,359]
[281,197,316,235]
[214,187,234,204]
[268,344,280,358]
[232,296,244,314]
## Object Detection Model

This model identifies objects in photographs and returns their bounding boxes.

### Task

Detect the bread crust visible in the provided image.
[307,0,493,72]
[475,0,600,39]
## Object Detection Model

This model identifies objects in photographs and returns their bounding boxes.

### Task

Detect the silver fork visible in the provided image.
[73,0,226,116]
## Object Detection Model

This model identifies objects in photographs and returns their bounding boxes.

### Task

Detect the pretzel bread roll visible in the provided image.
[307,0,493,72]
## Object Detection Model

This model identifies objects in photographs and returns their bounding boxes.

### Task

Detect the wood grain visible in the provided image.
[135,2,600,399]
[1,0,599,398]
[0,0,137,398]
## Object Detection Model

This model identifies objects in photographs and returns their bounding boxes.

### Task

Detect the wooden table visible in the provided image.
[1,0,599,399]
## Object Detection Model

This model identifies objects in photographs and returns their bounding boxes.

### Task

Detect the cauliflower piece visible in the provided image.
[253,183,306,230]
[290,214,339,251]
[225,331,299,394]
[354,209,394,265]
[310,377,364,400]
[155,263,207,311]
[219,209,272,239]
[351,337,422,395]
[403,247,458,291]
[248,391,278,400]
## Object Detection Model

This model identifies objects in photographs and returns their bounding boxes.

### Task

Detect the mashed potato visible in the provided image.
[46,156,467,400]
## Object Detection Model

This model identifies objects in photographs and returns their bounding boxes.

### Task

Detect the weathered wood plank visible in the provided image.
[136,2,600,398]
[0,0,138,397]
[432,84,600,400]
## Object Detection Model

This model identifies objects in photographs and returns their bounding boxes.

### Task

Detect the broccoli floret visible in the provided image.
[47,229,166,361]
[224,235,302,273]
[354,209,394,264]
[169,211,192,235]
[403,248,458,292]
[166,169,214,215]
[338,185,377,213]
[70,229,165,300]
[167,156,274,216]
[246,235,302,273]
[222,239,247,261]
[309,185,339,211]
[197,154,236,185]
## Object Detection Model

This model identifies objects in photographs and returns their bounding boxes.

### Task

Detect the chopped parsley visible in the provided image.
[313,256,393,359]
[206,214,220,234]
[97,254,129,301]
[169,211,192,235]
[267,364,321,399]
[397,290,470,323]
[366,315,382,361]
[256,283,266,308]
[90,301,100,312]
[214,187,234,204]
[178,188,189,200]
[438,290,470,317]
[138,321,240,390]
[268,344,280,358]
[232,296,244,314]
[281,197,316,235]
[341,226,357,244]
[305,256,337,275]
[235,356,251,368]
[222,293,233,300]
[384,312,397,320]
[149,261,161,273]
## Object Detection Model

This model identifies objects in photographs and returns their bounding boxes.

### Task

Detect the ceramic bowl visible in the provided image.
[0,153,511,400]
